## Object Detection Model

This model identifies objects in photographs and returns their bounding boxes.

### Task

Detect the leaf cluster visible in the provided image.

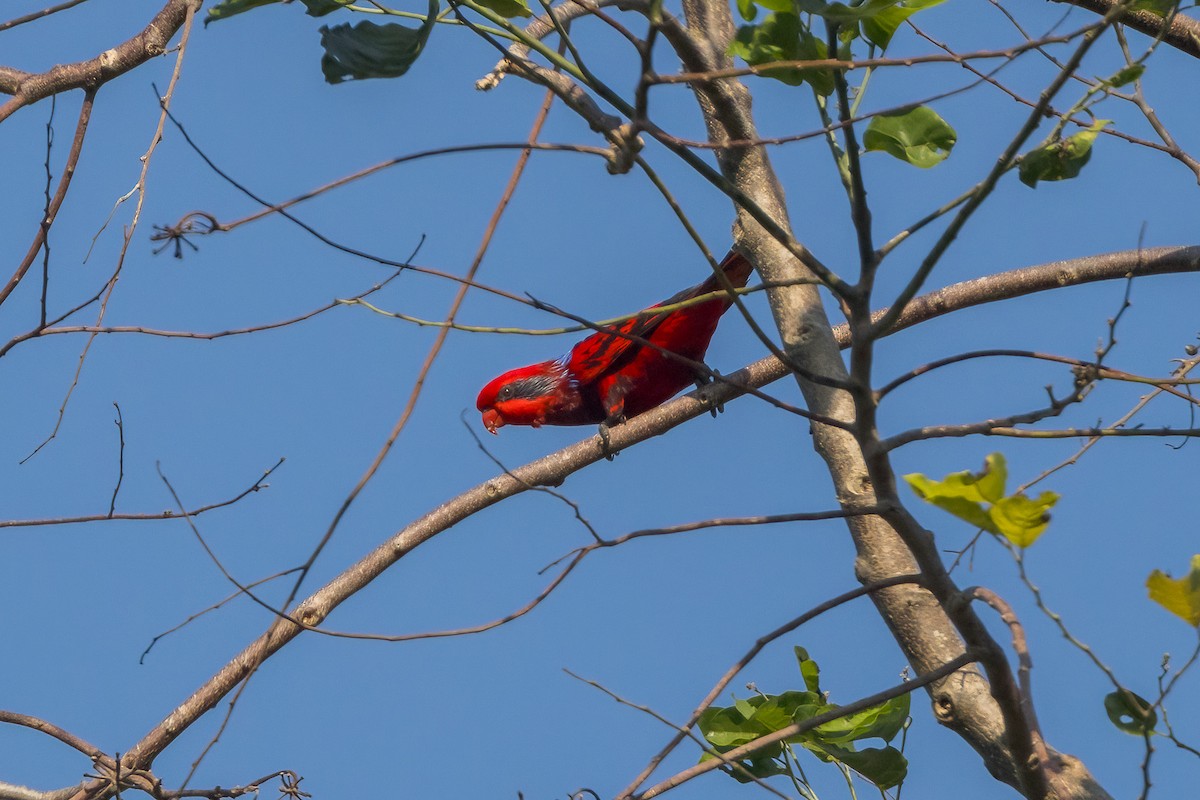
[698,647,910,790]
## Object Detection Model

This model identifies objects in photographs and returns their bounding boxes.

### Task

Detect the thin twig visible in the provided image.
[140,568,303,664]
[274,67,564,620]
[1,457,284,529]
[0,88,93,310]
[0,0,90,32]
[108,403,125,517]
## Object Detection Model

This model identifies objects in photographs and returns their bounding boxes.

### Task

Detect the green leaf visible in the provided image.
[795,27,835,97]
[729,13,834,94]
[754,693,811,731]
[863,105,956,167]
[698,707,768,747]
[813,692,910,744]
[734,696,757,720]
[736,0,758,22]
[860,0,946,49]
[320,4,437,84]
[1019,120,1109,188]
[1103,63,1145,88]
[990,491,1059,548]
[1146,554,1200,626]
[205,0,282,24]
[300,0,348,15]
[796,646,822,694]
[205,0,344,24]
[476,0,533,18]
[809,742,908,788]
[1104,690,1158,735]
[699,691,824,748]
[707,754,787,782]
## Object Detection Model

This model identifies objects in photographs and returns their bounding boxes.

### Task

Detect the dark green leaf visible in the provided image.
[730,13,805,87]
[1018,120,1108,188]
[476,0,533,18]
[205,0,281,24]
[320,4,437,84]
[1147,554,1200,626]
[1104,690,1158,735]
[795,27,835,96]
[863,105,956,167]
[810,742,909,789]
[737,0,758,22]
[706,753,787,782]
[300,0,347,15]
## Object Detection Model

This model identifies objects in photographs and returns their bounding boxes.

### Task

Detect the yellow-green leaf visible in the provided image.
[909,452,1006,503]
[989,491,1058,548]
[1146,555,1200,626]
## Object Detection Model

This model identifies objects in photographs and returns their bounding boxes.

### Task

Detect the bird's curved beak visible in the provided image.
[481,408,504,434]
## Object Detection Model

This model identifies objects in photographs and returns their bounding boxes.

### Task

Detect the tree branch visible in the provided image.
[0,0,202,122]
[1052,0,1200,59]
[97,245,1196,786]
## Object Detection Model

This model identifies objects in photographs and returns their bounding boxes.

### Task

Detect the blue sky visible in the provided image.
[1,2,1198,799]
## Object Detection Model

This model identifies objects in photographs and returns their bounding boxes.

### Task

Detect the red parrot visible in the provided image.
[476,249,752,433]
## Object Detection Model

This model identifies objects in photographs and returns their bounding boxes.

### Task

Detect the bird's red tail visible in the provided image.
[697,249,754,297]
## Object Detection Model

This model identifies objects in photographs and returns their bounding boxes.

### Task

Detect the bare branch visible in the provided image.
[1,458,284,530]
[0,711,103,759]
[967,587,1051,795]
[0,89,94,309]
[0,0,201,121]
[0,0,90,33]
[100,244,1197,779]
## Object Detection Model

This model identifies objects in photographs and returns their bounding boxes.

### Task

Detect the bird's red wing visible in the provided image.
[566,250,751,387]
[566,310,668,386]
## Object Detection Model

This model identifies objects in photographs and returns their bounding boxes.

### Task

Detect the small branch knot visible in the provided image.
[604,123,643,175]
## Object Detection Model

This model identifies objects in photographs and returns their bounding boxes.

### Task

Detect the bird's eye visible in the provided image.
[499,385,514,400]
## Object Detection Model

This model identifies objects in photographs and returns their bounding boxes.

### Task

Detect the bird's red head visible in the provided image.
[476,362,564,434]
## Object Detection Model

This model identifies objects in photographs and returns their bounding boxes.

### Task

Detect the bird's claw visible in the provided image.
[598,418,623,460]
[694,369,725,418]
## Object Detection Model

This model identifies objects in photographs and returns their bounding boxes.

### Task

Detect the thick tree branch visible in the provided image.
[105,240,1195,787]
[1052,0,1200,59]
[0,0,200,122]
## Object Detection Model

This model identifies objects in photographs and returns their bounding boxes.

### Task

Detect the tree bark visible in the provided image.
[675,1,1114,796]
